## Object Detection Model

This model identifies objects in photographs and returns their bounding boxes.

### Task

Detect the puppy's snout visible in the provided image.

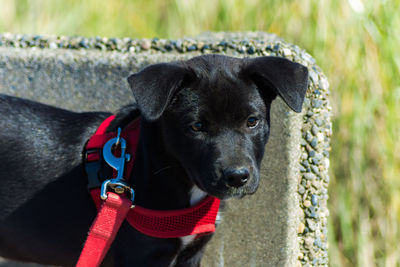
[223,167,249,188]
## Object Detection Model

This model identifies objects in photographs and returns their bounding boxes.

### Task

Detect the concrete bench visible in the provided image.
[0,32,331,267]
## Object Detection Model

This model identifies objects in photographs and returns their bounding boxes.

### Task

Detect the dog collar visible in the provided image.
[84,115,220,238]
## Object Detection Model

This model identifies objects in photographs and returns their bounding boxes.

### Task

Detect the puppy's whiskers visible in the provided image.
[153,166,172,175]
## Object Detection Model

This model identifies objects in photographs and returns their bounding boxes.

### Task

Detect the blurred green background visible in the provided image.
[0,0,399,266]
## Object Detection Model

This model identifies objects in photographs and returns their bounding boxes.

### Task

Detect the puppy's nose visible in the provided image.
[223,167,249,188]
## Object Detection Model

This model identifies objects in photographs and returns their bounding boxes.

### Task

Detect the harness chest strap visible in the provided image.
[84,115,220,238]
[77,115,220,266]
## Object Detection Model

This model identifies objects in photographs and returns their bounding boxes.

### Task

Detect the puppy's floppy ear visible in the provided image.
[241,57,309,113]
[127,63,195,121]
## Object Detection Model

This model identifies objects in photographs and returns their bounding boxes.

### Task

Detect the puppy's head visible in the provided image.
[128,55,308,199]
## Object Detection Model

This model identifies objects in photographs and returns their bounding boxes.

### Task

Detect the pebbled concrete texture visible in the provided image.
[0,32,331,266]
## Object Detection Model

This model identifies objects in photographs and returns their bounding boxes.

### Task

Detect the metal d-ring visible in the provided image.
[100,127,134,205]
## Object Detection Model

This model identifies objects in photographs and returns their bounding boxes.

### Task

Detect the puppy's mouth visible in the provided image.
[189,173,259,200]
[212,185,258,200]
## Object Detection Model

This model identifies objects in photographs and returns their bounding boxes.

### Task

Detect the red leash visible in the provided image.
[76,192,131,267]
[77,115,135,267]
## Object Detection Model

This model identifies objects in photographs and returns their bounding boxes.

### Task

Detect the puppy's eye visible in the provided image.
[191,122,203,132]
[247,117,259,128]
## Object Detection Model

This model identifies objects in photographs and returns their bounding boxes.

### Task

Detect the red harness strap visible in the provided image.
[77,115,220,266]
[90,188,220,238]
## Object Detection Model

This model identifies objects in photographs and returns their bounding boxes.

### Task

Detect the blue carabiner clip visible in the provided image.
[100,128,135,206]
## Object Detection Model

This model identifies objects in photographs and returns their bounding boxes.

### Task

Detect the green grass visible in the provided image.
[1,0,399,266]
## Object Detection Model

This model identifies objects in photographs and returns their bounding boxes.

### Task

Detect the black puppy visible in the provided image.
[0,55,308,266]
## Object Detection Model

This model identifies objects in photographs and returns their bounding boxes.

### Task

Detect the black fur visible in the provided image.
[0,55,308,266]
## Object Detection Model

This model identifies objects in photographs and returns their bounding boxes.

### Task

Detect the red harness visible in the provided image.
[76,115,220,266]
